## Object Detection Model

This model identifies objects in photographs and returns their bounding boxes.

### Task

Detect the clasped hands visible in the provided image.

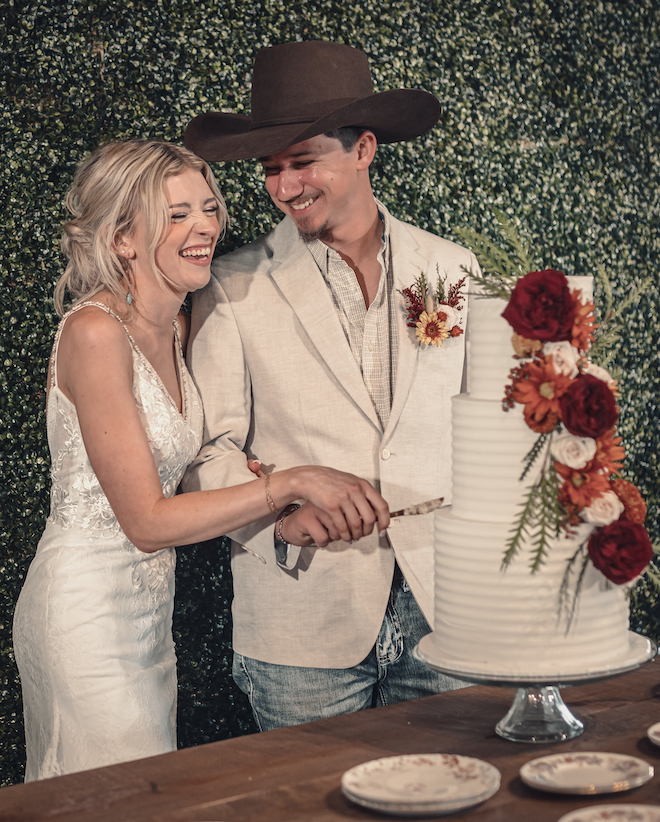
[248,460,390,547]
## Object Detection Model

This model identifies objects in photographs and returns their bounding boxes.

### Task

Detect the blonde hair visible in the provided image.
[55,140,227,316]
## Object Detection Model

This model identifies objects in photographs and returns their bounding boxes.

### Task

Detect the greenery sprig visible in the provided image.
[455,209,535,298]
[519,431,551,481]
[558,544,591,629]
[502,439,562,572]
[589,265,651,369]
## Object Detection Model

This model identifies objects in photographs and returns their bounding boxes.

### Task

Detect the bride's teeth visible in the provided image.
[182,248,210,257]
[291,198,314,211]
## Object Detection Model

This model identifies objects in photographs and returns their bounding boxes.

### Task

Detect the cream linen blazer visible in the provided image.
[183,205,477,668]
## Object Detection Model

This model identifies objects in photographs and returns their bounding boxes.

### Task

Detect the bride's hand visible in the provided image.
[247,459,263,477]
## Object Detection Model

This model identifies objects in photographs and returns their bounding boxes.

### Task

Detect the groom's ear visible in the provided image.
[355,131,377,171]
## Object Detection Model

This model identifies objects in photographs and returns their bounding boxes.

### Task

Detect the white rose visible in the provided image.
[583,361,615,387]
[551,432,597,469]
[435,303,460,330]
[582,490,625,526]
[543,340,580,377]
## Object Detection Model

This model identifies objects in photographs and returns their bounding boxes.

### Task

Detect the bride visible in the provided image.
[12,140,389,781]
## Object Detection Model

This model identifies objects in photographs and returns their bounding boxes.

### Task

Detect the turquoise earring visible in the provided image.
[120,249,133,305]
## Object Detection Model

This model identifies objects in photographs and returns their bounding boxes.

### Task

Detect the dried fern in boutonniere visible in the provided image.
[400,265,466,348]
[456,210,652,621]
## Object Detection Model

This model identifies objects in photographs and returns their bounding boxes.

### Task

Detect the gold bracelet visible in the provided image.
[276,503,302,543]
[264,472,277,514]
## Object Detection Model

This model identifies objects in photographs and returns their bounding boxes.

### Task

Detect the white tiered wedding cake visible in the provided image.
[423,278,642,679]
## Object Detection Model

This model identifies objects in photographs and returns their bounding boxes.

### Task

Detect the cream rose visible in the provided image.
[543,340,580,377]
[551,431,597,469]
[582,490,625,526]
[435,303,460,330]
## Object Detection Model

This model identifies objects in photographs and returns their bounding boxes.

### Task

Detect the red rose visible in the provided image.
[559,373,618,438]
[587,520,653,584]
[502,270,575,341]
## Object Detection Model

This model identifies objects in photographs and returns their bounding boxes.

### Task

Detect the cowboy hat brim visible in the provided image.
[185,89,441,162]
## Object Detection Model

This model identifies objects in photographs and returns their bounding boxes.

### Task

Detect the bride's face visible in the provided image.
[128,168,221,299]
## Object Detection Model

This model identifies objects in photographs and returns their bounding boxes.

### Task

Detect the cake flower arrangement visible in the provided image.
[400,266,467,348]
[456,212,654,614]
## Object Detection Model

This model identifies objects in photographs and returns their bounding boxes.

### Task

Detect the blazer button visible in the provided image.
[380,447,391,460]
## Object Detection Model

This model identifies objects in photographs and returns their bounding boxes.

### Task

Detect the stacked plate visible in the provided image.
[341,753,500,817]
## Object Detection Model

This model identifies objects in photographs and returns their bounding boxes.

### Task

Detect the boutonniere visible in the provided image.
[400,267,467,348]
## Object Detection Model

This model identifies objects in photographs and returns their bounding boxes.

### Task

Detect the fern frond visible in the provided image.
[594,265,614,319]
[502,485,539,568]
[460,266,517,299]
[528,467,561,572]
[454,228,523,279]
[492,208,535,272]
[520,433,550,481]
[454,210,537,298]
[589,271,651,366]
[558,544,590,632]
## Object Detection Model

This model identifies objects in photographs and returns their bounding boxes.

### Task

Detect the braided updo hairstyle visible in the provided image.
[56,140,227,316]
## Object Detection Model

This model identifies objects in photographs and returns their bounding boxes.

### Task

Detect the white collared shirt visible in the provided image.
[304,205,399,429]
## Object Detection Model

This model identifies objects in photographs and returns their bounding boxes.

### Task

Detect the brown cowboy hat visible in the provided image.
[184,40,441,161]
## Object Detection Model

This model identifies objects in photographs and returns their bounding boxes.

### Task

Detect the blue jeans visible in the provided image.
[232,573,468,731]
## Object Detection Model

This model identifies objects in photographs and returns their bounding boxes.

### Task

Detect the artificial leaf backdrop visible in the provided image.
[1,0,658,785]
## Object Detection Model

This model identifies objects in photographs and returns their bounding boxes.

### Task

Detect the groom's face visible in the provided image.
[260,134,363,242]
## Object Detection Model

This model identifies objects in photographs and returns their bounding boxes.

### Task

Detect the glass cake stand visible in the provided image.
[414,632,657,744]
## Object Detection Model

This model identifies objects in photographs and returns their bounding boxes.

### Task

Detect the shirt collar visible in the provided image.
[304,200,391,279]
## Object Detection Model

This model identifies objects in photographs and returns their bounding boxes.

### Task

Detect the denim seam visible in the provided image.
[238,654,264,733]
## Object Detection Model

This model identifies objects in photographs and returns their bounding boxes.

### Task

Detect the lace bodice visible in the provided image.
[46,301,203,545]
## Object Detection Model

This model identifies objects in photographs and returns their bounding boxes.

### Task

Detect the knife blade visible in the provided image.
[389,497,445,517]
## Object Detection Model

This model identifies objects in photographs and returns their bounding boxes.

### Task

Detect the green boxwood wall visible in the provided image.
[1,0,658,786]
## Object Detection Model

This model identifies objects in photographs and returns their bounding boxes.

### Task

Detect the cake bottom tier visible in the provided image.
[431,508,631,678]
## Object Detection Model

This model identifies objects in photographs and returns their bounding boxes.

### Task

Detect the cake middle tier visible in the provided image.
[451,393,540,522]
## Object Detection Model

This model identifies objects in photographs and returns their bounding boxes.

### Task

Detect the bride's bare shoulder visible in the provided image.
[60,302,129,349]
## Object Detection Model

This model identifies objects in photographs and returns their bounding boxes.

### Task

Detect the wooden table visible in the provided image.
[2,662,660,821]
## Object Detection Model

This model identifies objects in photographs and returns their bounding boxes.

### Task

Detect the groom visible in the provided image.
[183,40,476,730]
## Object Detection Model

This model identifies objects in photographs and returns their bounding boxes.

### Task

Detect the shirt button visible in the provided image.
[381,447,391,460]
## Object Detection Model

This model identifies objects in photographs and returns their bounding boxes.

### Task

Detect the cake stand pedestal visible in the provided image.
[414,632,656,744]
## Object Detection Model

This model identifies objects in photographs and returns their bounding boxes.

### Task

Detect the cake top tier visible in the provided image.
[466,276,593,402]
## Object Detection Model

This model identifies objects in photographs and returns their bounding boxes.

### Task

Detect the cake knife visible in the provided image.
[389,497,445,517]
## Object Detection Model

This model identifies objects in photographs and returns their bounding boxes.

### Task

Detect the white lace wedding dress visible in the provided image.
[13,302,203,781]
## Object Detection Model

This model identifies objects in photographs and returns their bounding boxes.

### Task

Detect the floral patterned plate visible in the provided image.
[341,753,500,816]
[646,722,660,747]
[557,805,660,822]
[520,752,653,795]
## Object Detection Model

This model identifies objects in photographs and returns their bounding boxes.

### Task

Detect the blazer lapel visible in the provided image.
[384,217,427,441]
[268,220,382,432]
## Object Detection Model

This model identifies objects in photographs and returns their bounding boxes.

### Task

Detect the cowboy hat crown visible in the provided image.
[184,40,441,161]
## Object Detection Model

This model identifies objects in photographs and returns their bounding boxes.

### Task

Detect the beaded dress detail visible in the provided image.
[13,302,203,781]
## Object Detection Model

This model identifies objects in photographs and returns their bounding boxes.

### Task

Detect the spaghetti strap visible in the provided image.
[50,301,130,390]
